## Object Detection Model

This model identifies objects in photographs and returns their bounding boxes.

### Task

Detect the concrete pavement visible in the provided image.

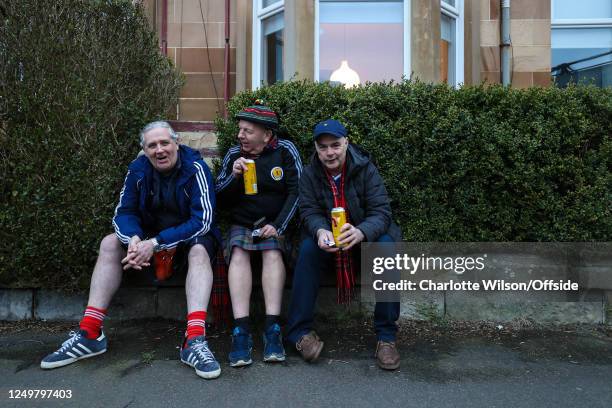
[1,318,611,408]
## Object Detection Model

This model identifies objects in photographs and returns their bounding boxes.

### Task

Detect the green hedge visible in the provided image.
[1,1,610,292]
[215,81,611,242]
[0,0,183,290]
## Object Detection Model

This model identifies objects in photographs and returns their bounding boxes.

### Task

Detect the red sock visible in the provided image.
[79,306,107,340]
[186,311,207,340]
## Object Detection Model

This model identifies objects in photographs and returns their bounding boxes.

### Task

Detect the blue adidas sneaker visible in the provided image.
[263,323,285,362]
[40,330,107,369]
[180,336,221,379]
[229,326,253,367]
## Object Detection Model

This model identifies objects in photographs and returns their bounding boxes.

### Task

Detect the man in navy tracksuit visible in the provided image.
[41,121,223,380]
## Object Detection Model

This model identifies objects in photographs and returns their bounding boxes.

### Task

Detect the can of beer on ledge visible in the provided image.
[331,207,347,247]
[243,159,257,195]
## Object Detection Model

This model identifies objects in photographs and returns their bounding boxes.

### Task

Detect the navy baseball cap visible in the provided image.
[313,119,347,141]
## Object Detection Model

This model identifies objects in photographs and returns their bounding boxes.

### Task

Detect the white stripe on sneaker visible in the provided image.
[77,344,92,354]
[66,352,77,358]
[71,347,84,356]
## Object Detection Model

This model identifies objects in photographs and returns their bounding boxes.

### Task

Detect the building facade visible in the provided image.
[139,0,610,123]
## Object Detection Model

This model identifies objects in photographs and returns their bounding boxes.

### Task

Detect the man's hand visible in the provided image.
[127,235,141,254]
[317,229,339,253]
[121,251,141,270]
[232,157,249,178]
[121,236,145,271]
[259,224,278,239]
[121,237,153,270]
[337,223,365,250]
[132,239,155,267]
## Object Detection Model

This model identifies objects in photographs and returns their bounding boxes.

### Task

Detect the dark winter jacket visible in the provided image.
[299,144,401,242]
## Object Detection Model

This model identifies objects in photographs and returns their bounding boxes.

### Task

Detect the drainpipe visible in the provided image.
[223,0,230,118]
[161,0,168,55]
[500,0,511,86]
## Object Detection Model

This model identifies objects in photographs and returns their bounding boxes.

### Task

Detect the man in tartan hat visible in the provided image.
[286,118,402,370]
[215,100,302,367]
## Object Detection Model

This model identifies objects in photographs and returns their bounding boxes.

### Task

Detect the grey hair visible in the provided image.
[139,121,178,146]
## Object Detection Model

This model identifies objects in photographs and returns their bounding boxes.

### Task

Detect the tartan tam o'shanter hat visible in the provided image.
[235,99,279,130]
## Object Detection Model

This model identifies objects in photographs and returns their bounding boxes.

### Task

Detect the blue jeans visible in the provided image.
[286,234,400,344]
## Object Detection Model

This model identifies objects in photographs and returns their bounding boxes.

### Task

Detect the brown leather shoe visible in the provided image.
[375,341,400,370]
[296,331,324,362]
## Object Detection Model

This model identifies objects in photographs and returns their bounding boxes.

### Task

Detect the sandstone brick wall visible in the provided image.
[480,0,551,87]
[163,0,237,121]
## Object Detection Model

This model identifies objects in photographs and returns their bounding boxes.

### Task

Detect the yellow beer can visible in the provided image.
[243,159,257,195]
[331,207,347,247]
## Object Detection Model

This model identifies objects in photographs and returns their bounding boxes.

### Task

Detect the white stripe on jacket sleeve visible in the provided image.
[215,146,240,192]
[112,170,134,244]
[276,140,303,235]
[157,162,213,250]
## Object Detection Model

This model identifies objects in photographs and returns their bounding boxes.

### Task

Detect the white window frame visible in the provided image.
[252,0,285,89]
[551,0,612,72]
[314,0,412,83]
[551,0,612,29]
[552,19,612,29]
[441,0,464,87]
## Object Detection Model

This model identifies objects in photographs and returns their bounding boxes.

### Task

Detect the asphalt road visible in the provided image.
[1,319,611,408]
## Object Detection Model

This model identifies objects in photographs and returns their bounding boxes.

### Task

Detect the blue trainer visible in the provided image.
[180,335,221,379]
[40,330,107,369]
[263,323,285,362]
[229,326,253,367]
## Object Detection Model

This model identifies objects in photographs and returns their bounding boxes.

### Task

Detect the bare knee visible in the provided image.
[230,246,250,264]
[188,244,211,266]
[99,234,122,255]
[262,249,283,263]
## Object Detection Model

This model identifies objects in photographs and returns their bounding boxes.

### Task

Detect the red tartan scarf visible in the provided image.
[324,162,355,304]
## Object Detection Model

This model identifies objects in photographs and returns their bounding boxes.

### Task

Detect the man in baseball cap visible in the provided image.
[286,118,402,370]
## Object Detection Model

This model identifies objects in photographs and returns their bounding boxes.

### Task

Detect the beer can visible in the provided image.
[243,159,257,195]
[331,207,347,247]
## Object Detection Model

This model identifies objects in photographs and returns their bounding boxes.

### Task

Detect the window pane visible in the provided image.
[262,0,282,9]
[553,0,612,19]
[552,27,612,68]
[320,1,403,24]
[552,27,612,50]
[319,1,403,86]
[440,14,455,85]
[442,0,456,7]
[441,13,453,42]
[552,27,612,88]
[262,11,283,35]
[262,12,284,85]
[553,54,612,88]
